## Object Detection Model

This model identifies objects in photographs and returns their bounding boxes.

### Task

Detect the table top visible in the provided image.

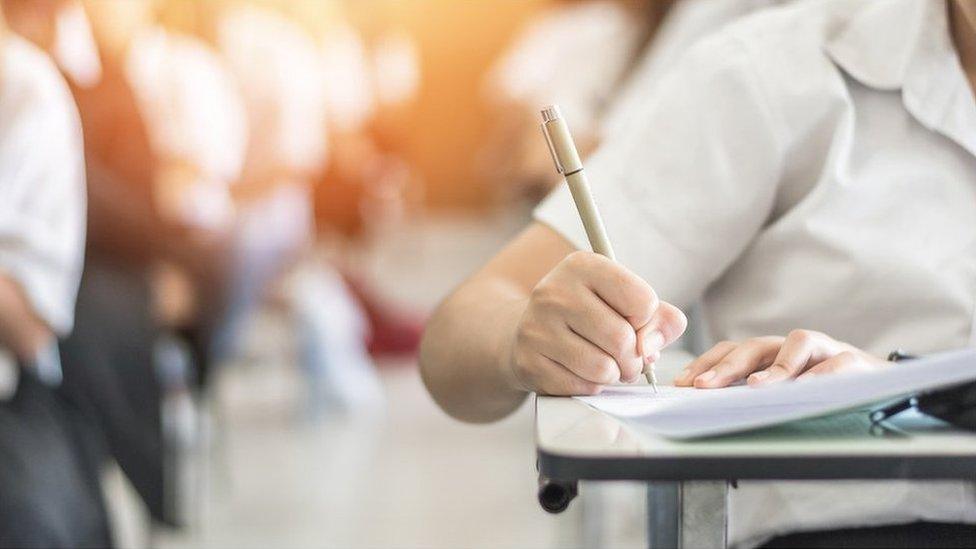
[536,393,976,482]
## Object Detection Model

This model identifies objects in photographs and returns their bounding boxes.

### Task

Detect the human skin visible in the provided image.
[420,0,976,421]
[420,222,686,423]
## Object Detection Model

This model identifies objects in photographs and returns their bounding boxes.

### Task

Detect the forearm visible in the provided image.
[419,276,530,423]
[0,276,53,361]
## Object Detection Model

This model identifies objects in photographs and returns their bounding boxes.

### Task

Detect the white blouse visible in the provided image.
[126,28,248,229]
[535,0,976,545]
[0,37,86,393]
[602,0,782,137]
[217,5,329,179]
[0,37,86,337]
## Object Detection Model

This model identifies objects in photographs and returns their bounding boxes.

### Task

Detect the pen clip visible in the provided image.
[541,123,564,175]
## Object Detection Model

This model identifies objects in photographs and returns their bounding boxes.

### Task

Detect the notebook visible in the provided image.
[575,348,976,439]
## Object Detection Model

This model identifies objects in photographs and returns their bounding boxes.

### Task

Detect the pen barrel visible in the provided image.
[564,170,616,260]
[542,115,615,260]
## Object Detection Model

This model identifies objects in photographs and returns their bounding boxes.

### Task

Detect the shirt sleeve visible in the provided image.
[534,34,785,309]
[0,43,87,335]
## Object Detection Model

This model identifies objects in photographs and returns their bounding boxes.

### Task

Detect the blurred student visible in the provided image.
[207,2,325,365]
[0,9,106,545]
[423,0,976,546]
[4,0,246,524]
[481,0,672,201]
[312,10,425,359]
[213,2,383,414]
[103,0,248,390]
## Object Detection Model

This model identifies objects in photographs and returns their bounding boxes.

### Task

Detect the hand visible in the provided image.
[506,251,687,396]
[674,329,888,389]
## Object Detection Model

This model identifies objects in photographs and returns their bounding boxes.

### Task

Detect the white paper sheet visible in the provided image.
[574,348,976,439]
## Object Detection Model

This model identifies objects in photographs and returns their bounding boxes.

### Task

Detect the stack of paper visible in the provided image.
[576,348,976,439]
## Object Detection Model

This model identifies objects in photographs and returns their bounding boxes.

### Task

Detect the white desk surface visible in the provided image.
[538,349,976,461]
[536,394,976,459]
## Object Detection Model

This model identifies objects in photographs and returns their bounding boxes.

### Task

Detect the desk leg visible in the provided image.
[646,482,679,549]
[647,482,728,549]
[580,482,606,548]
[680,482,728,548]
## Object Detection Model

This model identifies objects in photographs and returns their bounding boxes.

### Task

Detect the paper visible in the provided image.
[576,385,747,417]
[574,348,976,439]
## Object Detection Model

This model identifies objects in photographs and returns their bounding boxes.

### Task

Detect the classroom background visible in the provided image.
[0,0,680,546]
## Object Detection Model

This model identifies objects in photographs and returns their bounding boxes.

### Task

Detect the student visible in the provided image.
[482,0,672,201]
[100,0,248,388]
[214,2,384,414]
[0,11,106,545]
[208,1,326,367]
[422,0,976,546]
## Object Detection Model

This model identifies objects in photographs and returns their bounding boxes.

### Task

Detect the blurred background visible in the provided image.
[0,0,688,546]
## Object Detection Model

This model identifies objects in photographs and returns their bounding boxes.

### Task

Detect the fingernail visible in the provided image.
[696,370,716,384]
[750,370,769,382]
[642,330,665,354]
[675,367,692,383]
[644,349,661,363]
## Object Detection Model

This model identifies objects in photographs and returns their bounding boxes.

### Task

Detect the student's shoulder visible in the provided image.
[668,0,874,127]
[0,36,80,140]
[2,36,75,112]
[690,0,873,82]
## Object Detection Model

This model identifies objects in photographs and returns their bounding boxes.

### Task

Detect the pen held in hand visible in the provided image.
[540,105,659,391]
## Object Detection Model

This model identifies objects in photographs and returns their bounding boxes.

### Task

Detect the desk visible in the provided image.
[536,394,976,548]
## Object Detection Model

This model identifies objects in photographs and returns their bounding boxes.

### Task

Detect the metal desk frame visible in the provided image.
[535,395,976,548]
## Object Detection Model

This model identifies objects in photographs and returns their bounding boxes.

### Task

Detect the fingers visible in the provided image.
[563,293,643,382]
[636,302,688,362]
[674,340,737,386]
[796,351,886,379]
[518,251,686,394]
[538,328,622,385]
[564,252,660,329]
[524,354,605,396]
[693,337,783,388]
[750,329,835,385]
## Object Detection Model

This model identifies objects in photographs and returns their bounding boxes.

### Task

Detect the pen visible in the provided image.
[870,396,917,424]
[540,105,659,393]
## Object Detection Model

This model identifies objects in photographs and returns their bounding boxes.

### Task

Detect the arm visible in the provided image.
[424,30,791,422]
[420,224,567,422]
[420,222,687,423]
[0,275,53,361]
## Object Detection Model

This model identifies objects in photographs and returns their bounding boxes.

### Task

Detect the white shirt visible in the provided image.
[535,0,976,546]
[486,0,642,138]
[603,0,781,136]
[217,5,329,179]
[0,37,86,391]
[319,22,375,132]
[126,28,248,229]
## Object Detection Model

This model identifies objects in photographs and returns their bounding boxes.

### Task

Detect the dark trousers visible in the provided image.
[0,372,112,548]
[58,258,171,525]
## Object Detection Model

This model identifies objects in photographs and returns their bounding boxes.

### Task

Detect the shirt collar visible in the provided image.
[825,0,976,157]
